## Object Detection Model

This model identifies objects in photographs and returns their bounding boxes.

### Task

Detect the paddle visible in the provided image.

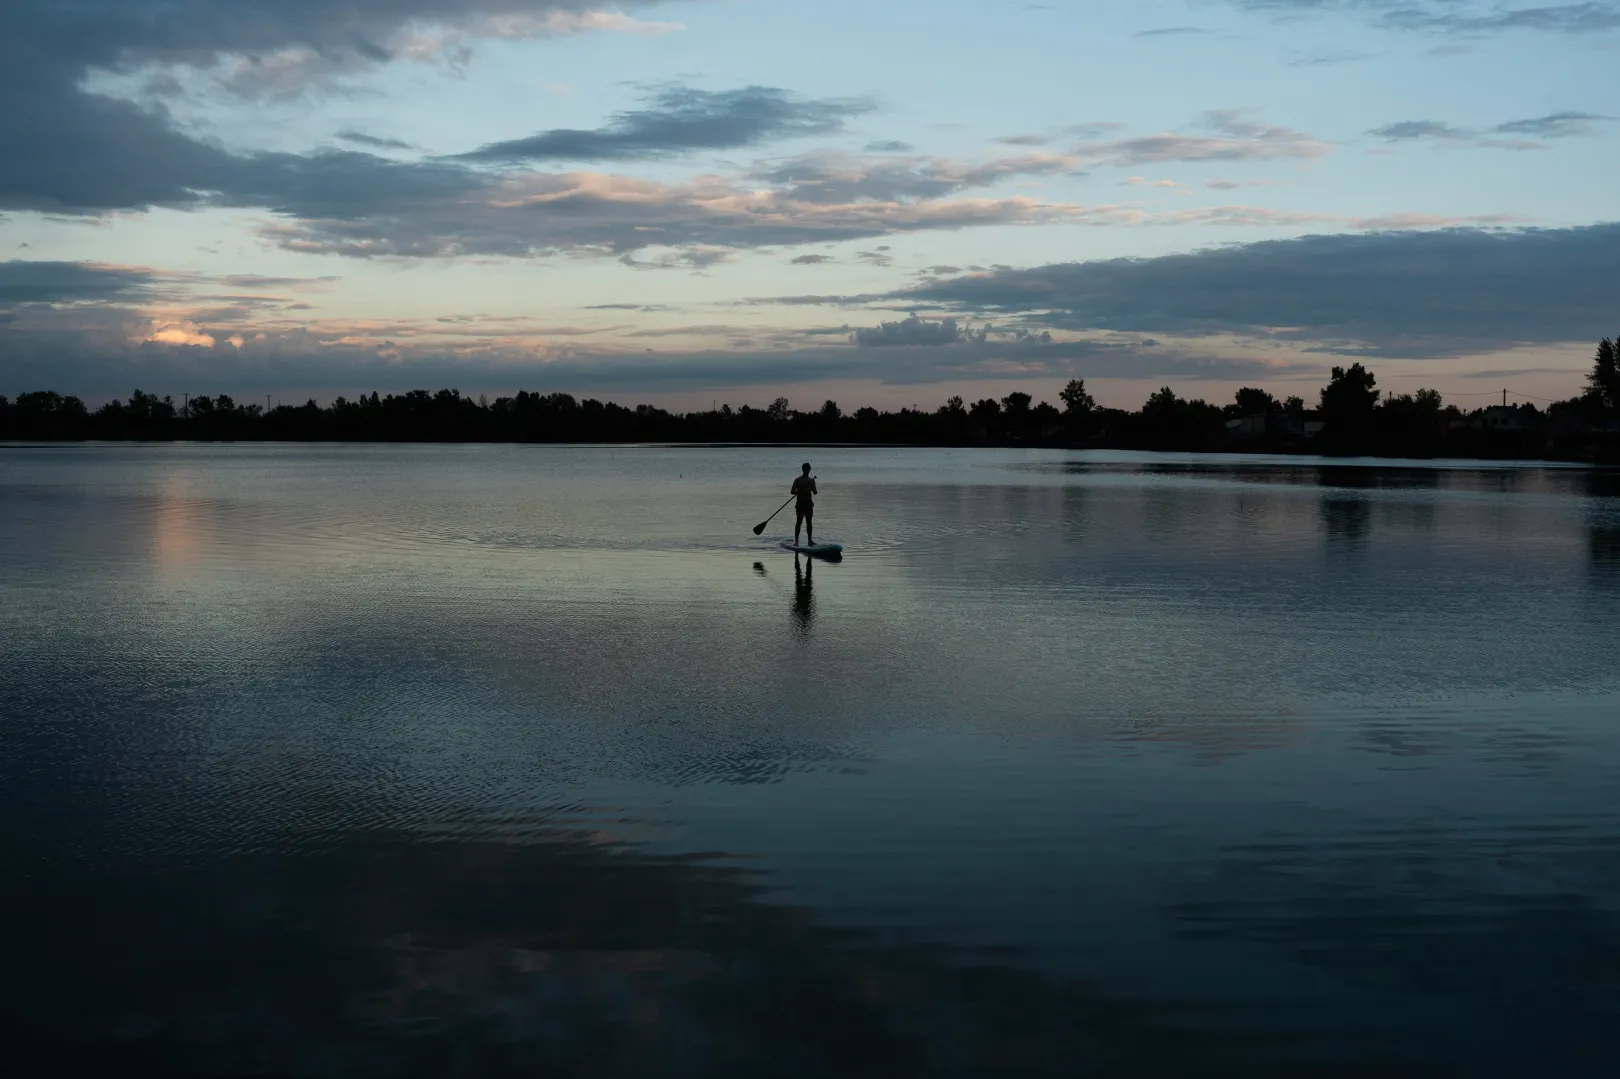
[752,494,796,536]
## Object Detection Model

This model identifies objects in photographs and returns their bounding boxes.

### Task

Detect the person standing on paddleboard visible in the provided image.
[790,463,817,547]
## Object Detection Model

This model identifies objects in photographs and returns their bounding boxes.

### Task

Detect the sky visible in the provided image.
[1,0,1618,412]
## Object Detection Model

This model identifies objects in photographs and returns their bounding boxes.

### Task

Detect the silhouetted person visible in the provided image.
[790,463,817,546]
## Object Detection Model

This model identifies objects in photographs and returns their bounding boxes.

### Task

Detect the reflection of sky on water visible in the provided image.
[3,445,1620,1075]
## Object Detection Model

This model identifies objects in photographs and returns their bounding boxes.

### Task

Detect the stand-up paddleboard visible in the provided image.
[780,539,843,557]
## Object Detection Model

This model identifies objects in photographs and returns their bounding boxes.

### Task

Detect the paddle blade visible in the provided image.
[752,521,768,535]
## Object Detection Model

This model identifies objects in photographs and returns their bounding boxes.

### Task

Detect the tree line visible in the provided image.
[4,338,1618,460]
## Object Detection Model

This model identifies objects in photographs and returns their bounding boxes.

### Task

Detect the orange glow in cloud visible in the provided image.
[145,321,216,348]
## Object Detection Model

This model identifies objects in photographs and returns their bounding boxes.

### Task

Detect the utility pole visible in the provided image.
[266,394,272,413]
[1503,388,1507,408]
[182,392,189,418]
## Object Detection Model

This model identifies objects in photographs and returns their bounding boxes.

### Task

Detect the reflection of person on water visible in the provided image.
[792,555,814,632]
[790,463,817,547]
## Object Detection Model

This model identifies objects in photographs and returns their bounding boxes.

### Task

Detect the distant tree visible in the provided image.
[1135,386,1223,449]
[116,389,176,425]
[969,398,1001,425]
[16,391,88,422]
[1319,364,1379,445]
[0,367,1594,456]
[1233,387,1275,415]
[1378,387,1446,451]
[1588,337,1620,413]
[1059,379,1096,415]
[1142,386,1181,417]
[13,391,89,436]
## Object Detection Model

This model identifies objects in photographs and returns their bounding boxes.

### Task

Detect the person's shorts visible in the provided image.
[795,500,814,515]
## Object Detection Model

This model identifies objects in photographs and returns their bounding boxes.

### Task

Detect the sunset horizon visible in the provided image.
[4,1,1617,411]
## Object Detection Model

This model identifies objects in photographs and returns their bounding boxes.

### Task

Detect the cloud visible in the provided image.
[1386,1,1620,34]
[257,169,1106,259]
[0,297,1299,397]
[93,6,686,102]
[219,275,341,290]
[1492,110,1614,138]
[1133,26,1210,37]
[1228,1,1620,35]
[854,315,966,347]
[456,85,874,162]
[790,254,835,265]
[336,130,415,151]
[146,320,216,348]
[0,2,1134,262]
[0,260,163,307]
[236,168,1461,268]
[864,140,913,153]
[1077,110,1329,166]
[1354,210,1516,228]
[894,222,1620,358]
[617,245,734,271]
[1370,110,1613,149]
[1369,120,1473,141]
[1284,50,1373,65]
[1348,212,1517,230]
[750,150,1079,204]
[1149,205,1338,227]
[0,0,679,212]
[1206,178,1279,190]
[623,324,745,337]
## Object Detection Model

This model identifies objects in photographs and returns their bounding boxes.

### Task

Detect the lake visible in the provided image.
[3,443,1619,1076]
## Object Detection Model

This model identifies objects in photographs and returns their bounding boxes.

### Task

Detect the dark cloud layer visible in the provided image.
[0,261,1289,397]
[458,85,872,162]
[897,223,1620,358]
[0,319,1287,397]
[854,315,967,347]
[0,0,664,212]
[0,261,159,307]
[0,1,1082,259]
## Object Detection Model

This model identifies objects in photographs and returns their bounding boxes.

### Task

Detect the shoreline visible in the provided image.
[3,438,1610,468]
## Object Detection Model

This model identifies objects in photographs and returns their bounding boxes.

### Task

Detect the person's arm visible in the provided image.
[810,478,818,495]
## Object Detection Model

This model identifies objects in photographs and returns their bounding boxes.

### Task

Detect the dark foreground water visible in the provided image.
[3,444,1620,1077]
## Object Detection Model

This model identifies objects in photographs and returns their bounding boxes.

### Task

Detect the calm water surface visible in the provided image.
[3,444,1619,1076]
